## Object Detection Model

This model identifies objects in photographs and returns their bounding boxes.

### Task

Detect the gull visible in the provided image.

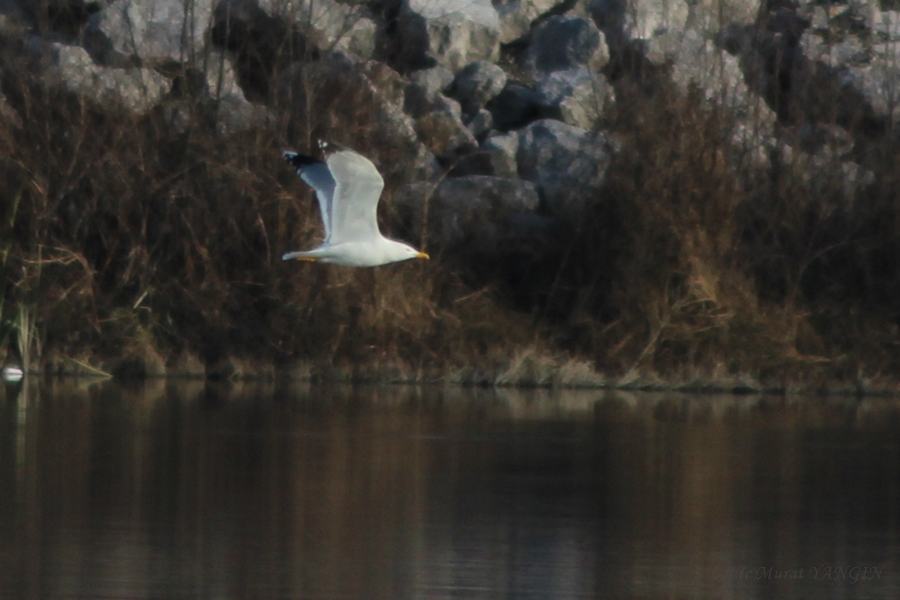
[282,141,429,267]
[1,365,23,382]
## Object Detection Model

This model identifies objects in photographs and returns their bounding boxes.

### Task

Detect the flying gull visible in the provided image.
[282,141,429,267]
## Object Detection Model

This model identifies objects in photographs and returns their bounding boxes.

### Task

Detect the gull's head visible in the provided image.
[405,245,430,261]
[388,241,429,263]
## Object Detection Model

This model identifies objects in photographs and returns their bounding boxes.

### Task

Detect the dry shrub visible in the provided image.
[0,55,535,376]
[535,82,831,383]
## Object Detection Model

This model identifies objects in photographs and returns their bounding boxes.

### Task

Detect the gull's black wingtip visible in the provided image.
[283,150,322,169]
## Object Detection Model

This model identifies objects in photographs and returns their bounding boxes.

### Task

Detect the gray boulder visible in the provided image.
[588,0,688,43]
[798,9,900,126]
[213,0,378,60]
[0,5,28,39]
[404,81,462,119]
[449,130,518,177]
[157,48,271,135]
[465,108,493,140]
[395,176,540,250]
[589,0,759,54]
[517,119,616,218]
[647,29,777,169]
[409,65,454,94]
[525,15,609,75]
[85,0,215,66]
[447,60,507,117]
[203,50,270,134]
[687,0,760,32]
[535,68,614,130]
[263,0,378,58]
[404,78,476,158]
[774,140,874,205]
[487,82,542,131]
[397,0,501,71]
[414,109,478,159]
[497,0,565,43]
[646,29,772,116]
[483,131,519,177]
[42,42,171,114]
[277,51,437,181]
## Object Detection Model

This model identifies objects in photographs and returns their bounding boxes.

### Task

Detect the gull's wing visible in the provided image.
[324,148,385,245]
[284,151,336,243]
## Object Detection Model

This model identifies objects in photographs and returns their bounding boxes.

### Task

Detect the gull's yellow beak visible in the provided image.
[416,251,430,260]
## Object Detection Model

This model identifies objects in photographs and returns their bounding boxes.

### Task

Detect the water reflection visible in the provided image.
[1,380,898,599]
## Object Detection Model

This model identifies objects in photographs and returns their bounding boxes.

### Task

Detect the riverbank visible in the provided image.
[2,1,899,395]
[9,344,895,398]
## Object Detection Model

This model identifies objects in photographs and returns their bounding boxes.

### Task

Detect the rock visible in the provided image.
[525,15,609,75]
[587,0,629,50]
[800,33,867,68]
[646,28,769,114]
[872,10,900,40]
[447,60,507,116]
[685,0,761,34]
[797,10,900,125]
[216,0,377,60]
[394,175,540,250]
[414,109,478,159]
[497,0,565,43]
[793,123,854,156]
[404,80,461,119]
[465,108,493,140]
[409,65,454,93]
[0,8,27,38]
[836,62,900,126]
[203,50,270,134]
[517,119,616,218]
[535,68,614,130]
[277,51,437,182]
[265,0,379,58]
[647,29,777,169]
[486,82,542,131]
[449,130,518,177]
[404,77,476,158]
[85,0,216,66]
[588,0,689,45]
[42,42,171,114]
[213,93,271,135]
[397,0,500,71]
[774,141,874,204]
[483,131,519,176]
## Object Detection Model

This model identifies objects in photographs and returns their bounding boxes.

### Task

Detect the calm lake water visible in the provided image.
[1,379,898,599]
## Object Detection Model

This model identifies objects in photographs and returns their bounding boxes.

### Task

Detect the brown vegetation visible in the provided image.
[1,39,899,392]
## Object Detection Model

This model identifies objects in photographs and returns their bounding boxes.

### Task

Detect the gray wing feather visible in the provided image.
[284,151,336,243]
[325,150,384,245]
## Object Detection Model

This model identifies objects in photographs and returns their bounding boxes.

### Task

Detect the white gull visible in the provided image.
[282,141,429,267]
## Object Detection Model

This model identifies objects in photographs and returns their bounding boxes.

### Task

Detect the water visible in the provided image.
[1,379,898,599]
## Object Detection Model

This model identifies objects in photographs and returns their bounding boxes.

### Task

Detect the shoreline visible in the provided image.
[6,353,899,399]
